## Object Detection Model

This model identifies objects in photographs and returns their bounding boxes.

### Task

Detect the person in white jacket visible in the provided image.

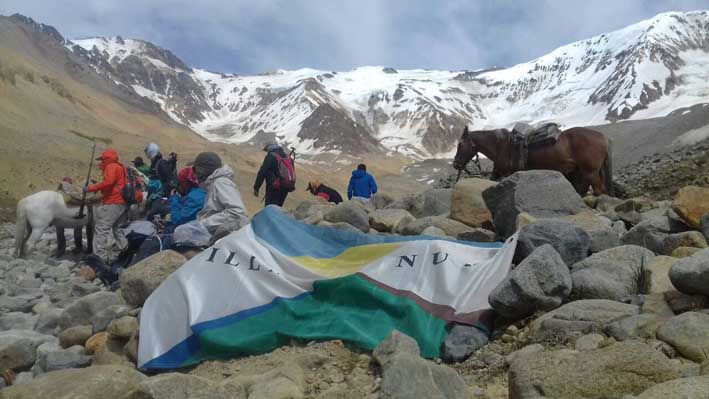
[192,152,249,235]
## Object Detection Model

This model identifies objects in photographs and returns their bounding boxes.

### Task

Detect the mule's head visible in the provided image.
[453,126,477,170]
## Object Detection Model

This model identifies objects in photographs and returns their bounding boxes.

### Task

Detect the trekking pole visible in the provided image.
[76,142,97,219]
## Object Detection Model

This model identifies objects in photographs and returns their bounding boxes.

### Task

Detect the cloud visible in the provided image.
[2,0,706,73]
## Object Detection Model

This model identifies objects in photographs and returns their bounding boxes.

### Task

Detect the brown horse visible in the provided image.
[453,126,613,196]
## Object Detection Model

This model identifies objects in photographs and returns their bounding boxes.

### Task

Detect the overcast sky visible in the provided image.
[3,0,708,74]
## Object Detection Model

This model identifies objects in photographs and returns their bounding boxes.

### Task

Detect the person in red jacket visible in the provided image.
[83,148,128,262]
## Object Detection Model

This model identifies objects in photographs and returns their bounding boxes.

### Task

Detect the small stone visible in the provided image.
[107,316,138,339]
[575,333,606,351]
[85,332,108,355]
[59,325,93,348]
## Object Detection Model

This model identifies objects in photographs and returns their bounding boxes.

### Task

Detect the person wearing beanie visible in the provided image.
[253,142,292,207]
[131,156,151,176]
[83,148,128,262]
[306,180,343,204]
[193,152,249,234]
[144,142,177,197]
[166,166,207,229]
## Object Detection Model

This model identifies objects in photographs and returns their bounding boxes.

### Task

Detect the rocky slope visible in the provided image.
[66,11,709,157]
[4,171,709,398]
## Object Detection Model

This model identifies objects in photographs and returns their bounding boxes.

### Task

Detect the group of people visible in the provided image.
[81,141,379,278]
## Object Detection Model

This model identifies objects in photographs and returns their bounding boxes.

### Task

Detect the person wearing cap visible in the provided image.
[306,180,343,204]
[193,152,249,234]
[131,156,151,176]
[144,142,177,197]
[253,142,290,206]
[166,166,207,230]
[82,148,128,262]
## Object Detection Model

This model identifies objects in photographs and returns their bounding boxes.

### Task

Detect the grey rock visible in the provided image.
[515,220,591,266]
[119,250,186,307]
[505,344,544,366]
[635,375,709,399]
[570,245,655,300]
[662,231,708,256]
[643,256,678,294]
[293,200,332,220]
[58,291,123,330]
[441,324,489,363]
[323,202,370,232]
[0,329,57,370]
[622,216,689,254]
[130,373,231,399]
[107,316,138,339]
[657,312,709,363]
[457,228,496,242]
[508,341,680,399]
[419,189,452,217]
[0,312,37,331]
[385,194,424,217]
[0,365,146,399]
[317,220,363,234]
[34,308,63,335]
[574,333,606,351]
[368,209,415,233]
[0,294,42,313]
[421,226,447,237]
[219,364,305,399]
[34,343,91,374]
[373,330,420,368]
[92,305,134,332]
[395,216,473,237]
[529,299,640,343]
[490,245,572,319]
[702,213,709,242]
[371,193,395,210]
[669,248,709,296]
[604,314,666,341]
[482,170,586,238]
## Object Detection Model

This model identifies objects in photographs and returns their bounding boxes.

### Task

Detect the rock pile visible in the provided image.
[3,168,709,398]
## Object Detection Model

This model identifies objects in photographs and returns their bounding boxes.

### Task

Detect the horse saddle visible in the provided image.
[512,122,561,147]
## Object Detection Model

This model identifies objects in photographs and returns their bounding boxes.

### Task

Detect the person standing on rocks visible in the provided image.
[347,164,378,201]
[83,148,128,262]
[253,142,295,207]
[194,152,249,235]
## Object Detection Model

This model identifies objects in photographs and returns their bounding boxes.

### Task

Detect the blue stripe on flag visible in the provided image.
[251,206,502,258]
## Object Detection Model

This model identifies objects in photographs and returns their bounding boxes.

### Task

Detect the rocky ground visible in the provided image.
[3,170,709,398]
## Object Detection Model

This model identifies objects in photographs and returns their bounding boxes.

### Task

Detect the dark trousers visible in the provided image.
[265,189,288,207]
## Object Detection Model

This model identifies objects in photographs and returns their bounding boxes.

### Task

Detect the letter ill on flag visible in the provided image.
[138,207,517,369]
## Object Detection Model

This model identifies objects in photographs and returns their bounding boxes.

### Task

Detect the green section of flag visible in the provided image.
[180,274,450,367]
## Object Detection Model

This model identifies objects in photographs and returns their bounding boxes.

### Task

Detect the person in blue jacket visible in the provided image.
[347,164,378,200]
[166,166,206,232]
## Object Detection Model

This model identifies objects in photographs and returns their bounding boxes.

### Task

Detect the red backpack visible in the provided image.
[272,150,296,192]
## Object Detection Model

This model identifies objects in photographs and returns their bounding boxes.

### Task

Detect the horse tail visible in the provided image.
[13,199,29,258]
[601,138,614,196]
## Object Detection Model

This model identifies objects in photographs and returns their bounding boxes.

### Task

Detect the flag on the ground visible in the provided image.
[138,206,517,370]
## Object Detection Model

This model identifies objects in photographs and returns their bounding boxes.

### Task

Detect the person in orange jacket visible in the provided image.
[83,148,129,262]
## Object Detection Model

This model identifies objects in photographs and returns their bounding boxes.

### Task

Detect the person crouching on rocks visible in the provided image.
[306,179,343,204]
[194,152,250,242]
[163,166,207,233]
[83,148,128,263]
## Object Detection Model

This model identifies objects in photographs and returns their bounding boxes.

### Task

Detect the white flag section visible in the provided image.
[138,207,517,370]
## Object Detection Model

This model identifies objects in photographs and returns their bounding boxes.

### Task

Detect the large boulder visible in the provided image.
[119,250,187,307]
[129,373,231,399]
[323,202,370,232]
[561,211,621,253]
[0,365,146,399]
[643,256,679,294]
[0,330,56,370]
[570,245,655,300]
[449,178,496,228]
[672,186,709,229]
[293,200,332,220]
[59,325,93,348]
[489,245,572,320]
[515,220,590,266]
[482,170,586,238]
[635,375,709,399]
[657,312,709,363]
[528,299,639,342]
[441,324,489,363]
[33,342,92,374]
[374,330,470,399]
[420,188,452,217]
[508,341,680,399]
[0,312,37,331]
[58,291,124,330]
[669,248,709,296]
[368,209,415,233]
[370,193,395,210]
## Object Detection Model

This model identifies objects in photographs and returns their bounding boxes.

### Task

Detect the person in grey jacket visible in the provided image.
[193,152,249,235]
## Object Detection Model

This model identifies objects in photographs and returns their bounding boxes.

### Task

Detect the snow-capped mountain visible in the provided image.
[67,11,709,157]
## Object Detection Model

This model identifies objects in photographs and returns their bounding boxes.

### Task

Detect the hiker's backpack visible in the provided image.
[272,150,296,192]
[121,167,143,205]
